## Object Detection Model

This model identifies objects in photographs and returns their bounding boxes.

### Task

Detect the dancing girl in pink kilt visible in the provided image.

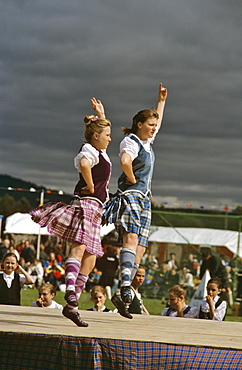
[30,99,111,326]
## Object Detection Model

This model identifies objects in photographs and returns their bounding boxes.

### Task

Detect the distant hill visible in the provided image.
[0,174,72,208]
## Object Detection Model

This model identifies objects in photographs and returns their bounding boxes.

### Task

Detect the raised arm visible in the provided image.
[156,83,168,131]
[90,97,106,119]
[16,264,35,285]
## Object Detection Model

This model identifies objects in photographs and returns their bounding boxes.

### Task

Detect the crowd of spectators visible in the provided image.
[0,237,241,307]
[0,237,66,290]
[138,249,238,307]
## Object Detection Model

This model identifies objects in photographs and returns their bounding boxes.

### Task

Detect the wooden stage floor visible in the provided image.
[1,305,242,350]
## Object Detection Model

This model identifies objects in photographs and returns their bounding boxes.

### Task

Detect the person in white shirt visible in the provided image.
[32,283,63,309]
[0,252,34,305]
[161,285,197,318]
[87,285,111,312]
[197,277,227,320]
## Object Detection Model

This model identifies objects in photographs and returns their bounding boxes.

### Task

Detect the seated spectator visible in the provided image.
[55,243,64,264]
[39,244,48,266]
[178,267,195,299]
[16,240,25,255]
[44,254,65,289]
[142,263,169,301]
[166,253,179,271]
[27,258,44,288]
[161,285,197,318]
[129,265,149,315]
[85,267,101,292]
[21,240,35,265]
[167,268,179,289]
[0,252,34,306]
[9,245,20,261]
[31,283,63,309]
[0,238,10,261]
[197,277,227,321]
[186,253,199,276]
[87,285,111,312]
[19,256,28,271]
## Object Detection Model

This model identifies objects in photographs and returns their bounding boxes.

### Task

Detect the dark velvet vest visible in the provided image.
[74,148,111,204]
[0,273,21,305]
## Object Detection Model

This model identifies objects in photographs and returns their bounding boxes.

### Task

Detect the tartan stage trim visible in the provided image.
[0,332,241,370]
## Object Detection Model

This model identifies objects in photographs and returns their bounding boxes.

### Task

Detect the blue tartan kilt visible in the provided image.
[102,191,151,248]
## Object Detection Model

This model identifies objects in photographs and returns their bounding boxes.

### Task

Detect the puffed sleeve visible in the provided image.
[74,143,99,171]
[119,136,140,161]
[213,300,227,321]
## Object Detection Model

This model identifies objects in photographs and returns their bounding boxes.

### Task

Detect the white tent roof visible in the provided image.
[4,213,116,238]
[149,225,242,257]
[4,213,51,235]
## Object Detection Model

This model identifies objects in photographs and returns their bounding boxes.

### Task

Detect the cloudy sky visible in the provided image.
[1,1,241,210]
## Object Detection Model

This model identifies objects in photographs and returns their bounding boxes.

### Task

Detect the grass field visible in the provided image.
[21,288,242,322]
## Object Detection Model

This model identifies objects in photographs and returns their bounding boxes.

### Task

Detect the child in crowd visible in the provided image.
[87,285,111,312]
[32,283,63,309]
[197,277,227,320]
[161,285,197,317]
[0,252,34,305]
[129,265,149,315]
[30,100,112,327]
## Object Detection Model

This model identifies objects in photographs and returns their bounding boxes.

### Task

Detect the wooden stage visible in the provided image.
[0,305,242,369]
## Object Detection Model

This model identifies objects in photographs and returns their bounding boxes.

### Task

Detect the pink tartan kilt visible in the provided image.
[30,198,104,257]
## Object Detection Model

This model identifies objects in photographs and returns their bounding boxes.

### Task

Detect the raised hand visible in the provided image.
[158,83,168,102]
[90,97,106,118]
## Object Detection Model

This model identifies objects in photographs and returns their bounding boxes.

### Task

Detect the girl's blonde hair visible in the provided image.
[84,115,111,143]
[90,285,107,299]
[168,285,186,298]
[39,283,56,295]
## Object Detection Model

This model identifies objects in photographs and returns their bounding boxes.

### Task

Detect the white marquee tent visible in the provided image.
[3,213,241,257]
[148,225,242,257]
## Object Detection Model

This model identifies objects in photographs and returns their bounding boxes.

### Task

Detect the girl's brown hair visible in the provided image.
[122,108,159,135]
[207,277,222,289]
[84,115,111,143]
[2,252,18,264]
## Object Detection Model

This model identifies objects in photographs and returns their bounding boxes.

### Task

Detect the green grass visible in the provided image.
[21,288,242,322]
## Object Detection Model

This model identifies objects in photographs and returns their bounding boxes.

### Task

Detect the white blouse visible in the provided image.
[161,305,198,318]
[2,271,27,288]
[198,296,227,321]
[119,131,157,161]
[74,143,111,171]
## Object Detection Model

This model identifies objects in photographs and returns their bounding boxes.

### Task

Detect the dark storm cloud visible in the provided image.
[0,0,241,209]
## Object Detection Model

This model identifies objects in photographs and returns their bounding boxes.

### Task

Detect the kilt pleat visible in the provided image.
[30,198,103,257]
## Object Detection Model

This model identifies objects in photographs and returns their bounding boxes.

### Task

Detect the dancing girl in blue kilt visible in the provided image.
[103,83,168,318]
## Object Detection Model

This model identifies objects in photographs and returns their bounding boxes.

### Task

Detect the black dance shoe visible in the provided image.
[111,293,133,319]
[62,306,88,327]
